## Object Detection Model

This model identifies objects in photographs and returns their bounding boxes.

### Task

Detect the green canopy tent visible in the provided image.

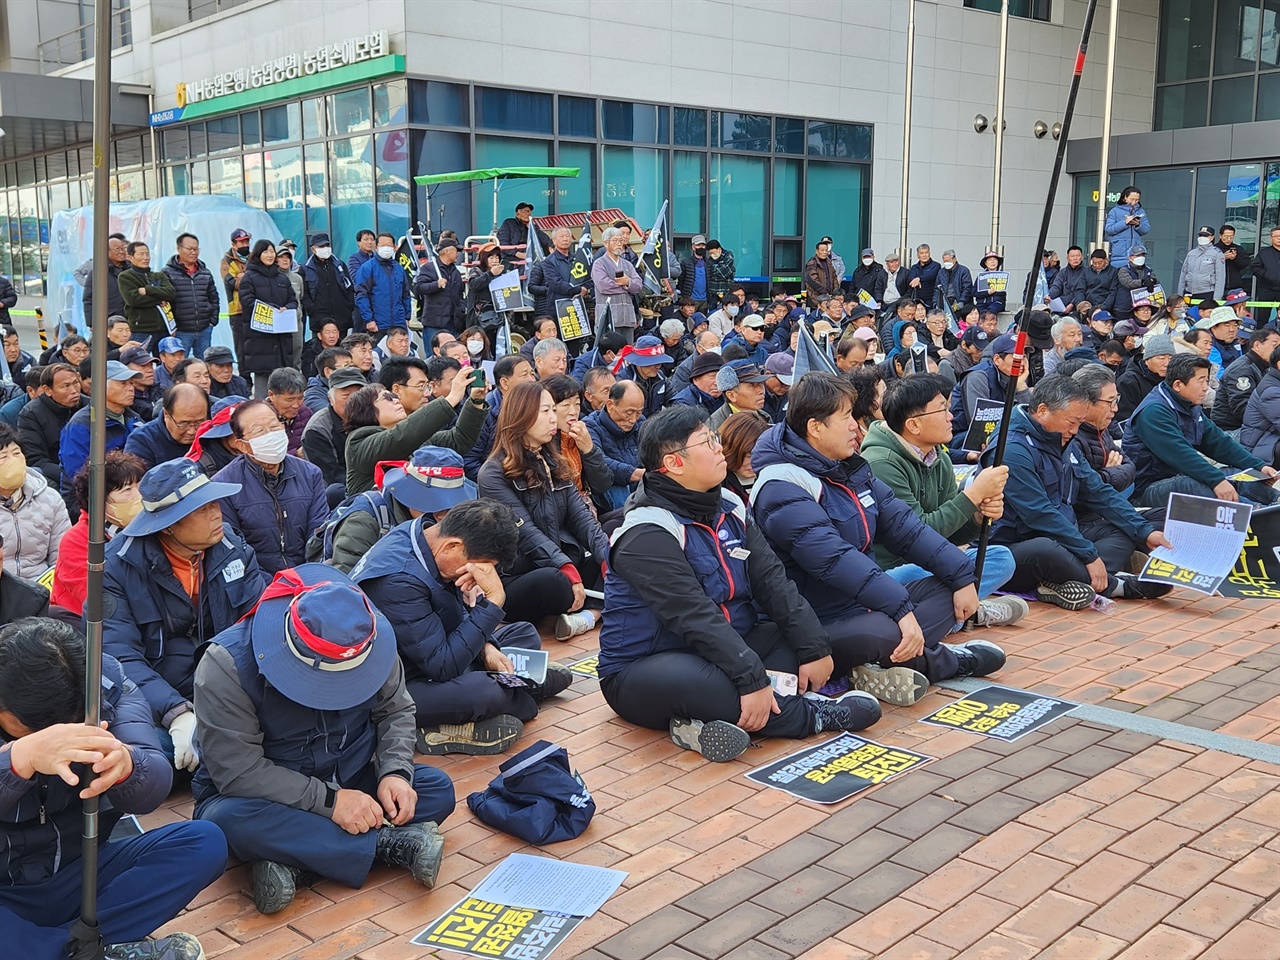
[413,166,580,238]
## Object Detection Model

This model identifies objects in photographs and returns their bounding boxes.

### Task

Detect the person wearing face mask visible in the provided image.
[212,399,329,576]
[1115,244,1160,320]
[124,382,210,468]
[0,423,71,581]
[221,228,254,379]
[1177,226,1226,304]
[103,457,266,771]
[301,231,359,339]
[852,248,888,306]
[459,326,492,363]
[353,232,412,336]
[706,293,741,342]
[937,250,973,312]
[677,235,709,309]
[1105,186,1150,267]
[51,450,146,615]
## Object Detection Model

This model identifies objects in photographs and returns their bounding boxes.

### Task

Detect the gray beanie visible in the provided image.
[1143,334,1175,359]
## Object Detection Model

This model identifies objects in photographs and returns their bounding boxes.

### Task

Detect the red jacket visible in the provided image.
[50,515,92,614]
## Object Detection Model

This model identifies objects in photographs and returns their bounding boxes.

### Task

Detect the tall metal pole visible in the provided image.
[971,0,1101,598]
[68,0,112,956]
[899,0,916,258]
[1094,0,1119,249]
[991,0,1010,247]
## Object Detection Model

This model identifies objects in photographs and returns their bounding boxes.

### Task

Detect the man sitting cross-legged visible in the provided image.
[353,482,573,757]
[193,565,455,915]
[599,405,881,763]
[751,373,1007,707]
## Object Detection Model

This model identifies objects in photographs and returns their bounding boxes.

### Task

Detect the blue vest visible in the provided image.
[1124,382,1204,488]
[989,423,1082,544]
[599,491,759,678]
[192,621,379,803]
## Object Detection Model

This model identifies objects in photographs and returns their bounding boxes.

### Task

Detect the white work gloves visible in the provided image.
[169,711,200,772]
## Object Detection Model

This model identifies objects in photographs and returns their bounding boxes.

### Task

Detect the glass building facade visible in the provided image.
[1071,162,1280,289]
[1156,0,1280,130]
[0,75,874,292]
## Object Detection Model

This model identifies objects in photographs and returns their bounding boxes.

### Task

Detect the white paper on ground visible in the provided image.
[470,853,627,917]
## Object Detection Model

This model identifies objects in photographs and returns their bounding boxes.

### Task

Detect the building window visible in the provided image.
[963,0,1051,22]
[1156,0,1280,128]
[475,87,552,134]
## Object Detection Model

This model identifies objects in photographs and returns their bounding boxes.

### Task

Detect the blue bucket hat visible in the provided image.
[126,458,241,537]
[203,395,248,440]
[380,445,477,515]
[622,335,673,366]
[250,564,397,710]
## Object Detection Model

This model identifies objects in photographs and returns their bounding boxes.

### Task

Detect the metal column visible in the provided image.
[900,0,916,258]
[991,0,1010,247]
[1095,0,1119,249]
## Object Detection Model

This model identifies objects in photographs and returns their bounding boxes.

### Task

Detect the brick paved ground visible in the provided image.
[148,589,1280,959]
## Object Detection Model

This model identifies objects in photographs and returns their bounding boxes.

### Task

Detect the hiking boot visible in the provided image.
[669,718,751,762]
[376,821,444,888]
[812,691,882,733]
[554,610,596,641]
[1114,572,1174,600]
[975,595,1029,627]
[952,639,1007,679]
[417,715,523,755]
[1035,580,1095,611]
[528,662,573,701]
[850,664,930,706]
[104,934,204,960]
[251,861,299,915]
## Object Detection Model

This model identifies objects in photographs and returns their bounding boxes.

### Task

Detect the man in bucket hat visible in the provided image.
[102,458,266,772]
[193,564,455,915]
[353,461,573,755]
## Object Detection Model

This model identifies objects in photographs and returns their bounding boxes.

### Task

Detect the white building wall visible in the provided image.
[66,0,1156,280]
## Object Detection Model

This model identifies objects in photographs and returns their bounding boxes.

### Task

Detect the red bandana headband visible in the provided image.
[245,568,376,662]
[611,342,666,375]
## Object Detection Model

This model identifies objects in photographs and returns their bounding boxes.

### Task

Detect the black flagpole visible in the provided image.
[970,0,1101,603]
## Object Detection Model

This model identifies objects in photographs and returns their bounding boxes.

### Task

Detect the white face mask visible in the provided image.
[377,245,395,260]
[862,257,873,266]
[248,430,288,465]
[466,340,484,355]
[726,305,739,317]
[1198,236,1212,246]
[942,261,955,270]
[314,246,332,260]
[705,345,721,355]
[1132,256,1146,267]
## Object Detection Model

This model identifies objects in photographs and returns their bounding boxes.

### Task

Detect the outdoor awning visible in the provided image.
[414,166,580,186]
[0,72,150,160]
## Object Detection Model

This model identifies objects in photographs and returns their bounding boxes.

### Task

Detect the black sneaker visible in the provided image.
[669,718,751,762]
[812,691,881,733]
[528,663,574,701]
[1035,580,1096,611]
[104,935,204,960]
[376,821,444,888]
[1115,572,1174,600]
[417,715,523,755]
[251,861,299,915]
[952,639,1007,679]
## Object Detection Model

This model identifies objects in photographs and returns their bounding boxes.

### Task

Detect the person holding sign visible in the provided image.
[1114,244,1160,321]
[752,374,1004,707]
[991,375,1174,607]
[1125,354,1280,508]
[949,334,1030,460]
[973,249,1008,318]
[239,240,299,399]
[116,241,179,338]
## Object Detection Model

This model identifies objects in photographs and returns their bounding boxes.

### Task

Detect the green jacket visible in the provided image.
[345,396,488,495]
[117,267,178,333]
[860,420,981,569]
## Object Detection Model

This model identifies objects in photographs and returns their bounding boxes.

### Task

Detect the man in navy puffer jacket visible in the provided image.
[751,373,1005,706]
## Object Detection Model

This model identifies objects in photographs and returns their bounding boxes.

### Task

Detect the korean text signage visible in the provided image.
[746,733,933,803]
[921,686,1076,741]
[177,31,387,107]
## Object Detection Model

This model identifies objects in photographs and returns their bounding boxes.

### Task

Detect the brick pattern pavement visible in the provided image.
[142,590,1280,959]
